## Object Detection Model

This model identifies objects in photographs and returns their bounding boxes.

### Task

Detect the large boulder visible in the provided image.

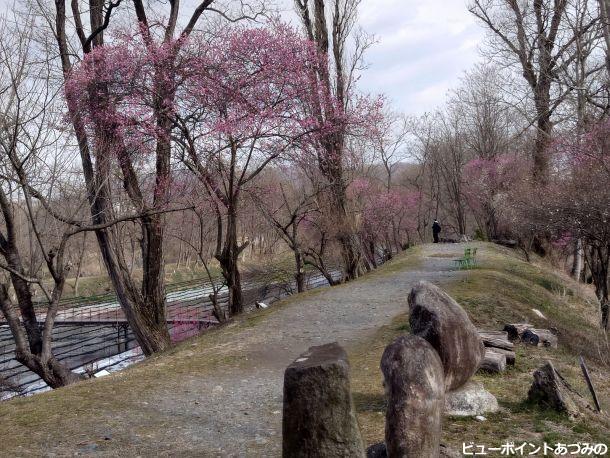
[408,281,485,391]
[282,342,365,457]
[444,381,499,417]
[381,335,445,457]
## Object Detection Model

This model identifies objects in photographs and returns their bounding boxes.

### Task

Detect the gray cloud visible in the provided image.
[280,0,484,114]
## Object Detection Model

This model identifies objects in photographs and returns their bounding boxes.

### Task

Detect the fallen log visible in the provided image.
[478,349,507,373]
[478,334,514,351]
[503,323,533,341]
[522,329,558,348]
[487,347,516,366]
[478,330,509,340]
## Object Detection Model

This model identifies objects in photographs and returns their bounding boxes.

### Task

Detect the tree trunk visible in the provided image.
[533,88,552,182]
[584,243,609,330]
[294,249,305,293]
[601,297,609,330]
[598,0,610,78]
[368,240,378,269]
[217,205,244,316]
[53,1,172,356]
[570,238,583,281]
[0,283,83,388]
[73,232,87,297]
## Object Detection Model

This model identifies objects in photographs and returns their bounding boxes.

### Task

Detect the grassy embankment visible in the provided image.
[0,243,608,455]
[350,243,610,450]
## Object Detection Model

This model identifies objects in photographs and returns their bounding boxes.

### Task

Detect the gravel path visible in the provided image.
[125,244,466,457]
[27,244,468,457]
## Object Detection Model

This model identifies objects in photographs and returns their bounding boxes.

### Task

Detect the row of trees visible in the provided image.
[407,0,610,328]
[0,0,415,389]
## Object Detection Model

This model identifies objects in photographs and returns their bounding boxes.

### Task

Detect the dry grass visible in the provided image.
[2,243,608,456]
[348,243,610,453]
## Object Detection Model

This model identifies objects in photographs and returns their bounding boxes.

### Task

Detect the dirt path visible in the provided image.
[2,244,468,457]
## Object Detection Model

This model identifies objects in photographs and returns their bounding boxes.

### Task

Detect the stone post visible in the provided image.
[282,342,365,457]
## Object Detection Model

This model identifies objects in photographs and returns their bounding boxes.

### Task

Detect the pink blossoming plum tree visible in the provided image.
[55,1,266,354]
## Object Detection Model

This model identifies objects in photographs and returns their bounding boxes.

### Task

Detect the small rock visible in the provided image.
[475,415,486,422]
[366,442,387,458]
[444,381,499,417]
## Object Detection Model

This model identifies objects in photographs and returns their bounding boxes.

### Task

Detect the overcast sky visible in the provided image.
[1,0,485,115]
[281,0,486,115]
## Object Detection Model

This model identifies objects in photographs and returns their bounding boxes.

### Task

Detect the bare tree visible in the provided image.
[469,0,598,181]
[252,170,326,292]
[0,14,84,387]
[294,0,374,281]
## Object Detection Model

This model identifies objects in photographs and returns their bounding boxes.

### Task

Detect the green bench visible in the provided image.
[454,247,478,270]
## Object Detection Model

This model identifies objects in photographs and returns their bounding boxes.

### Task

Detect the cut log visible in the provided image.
[522,329,558,348]
[478,330,509,340]
[478,349,507,373]
[503,323,533,341]
[487,347,516,366]
[479,336,514,351]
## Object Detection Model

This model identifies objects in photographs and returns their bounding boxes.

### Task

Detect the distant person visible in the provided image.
[432,220,441,243]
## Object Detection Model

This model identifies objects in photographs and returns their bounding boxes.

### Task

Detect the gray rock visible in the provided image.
[408,281,486,390]
[366,442,387,458]
[282,342,365,457]
[527,361,582,417]
[444,381,499,416]
[381,335,445,458]
[367,442,460,458]
[440,444,462,458]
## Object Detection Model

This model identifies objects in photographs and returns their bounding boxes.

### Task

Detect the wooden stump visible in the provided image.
[503,323,533,341]
[528,361,584,417]
[282,342,365,457]
[522,329,558,348]
[478,349,507,373]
